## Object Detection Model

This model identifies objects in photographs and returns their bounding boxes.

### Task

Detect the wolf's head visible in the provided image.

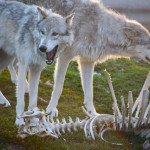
[124,20,150,63]
[37,7,74,65]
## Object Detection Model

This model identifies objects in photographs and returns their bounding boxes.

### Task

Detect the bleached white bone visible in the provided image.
[146,110,150,125]
[104,70,121,118]
[121,96,125,130]
[128,91,133,130]
[62,118,66,124]
[89,116,98,140]
[133,71,150,116]
[144,102,150,118]
[66,117,72,132]
[55,123,61,135]
[136,90,149,128]
[69,116,73,123]
[73,117,81,131]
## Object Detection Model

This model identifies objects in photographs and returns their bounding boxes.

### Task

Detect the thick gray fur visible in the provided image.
[0,0,72,125]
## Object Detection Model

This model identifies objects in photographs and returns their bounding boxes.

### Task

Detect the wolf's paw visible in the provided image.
[85,103,100,116]
[0,99,11,107]
[3,99,11,107]
[89,111,100,116]
[15,118,25,126]
[46,107,58,117]
[87,108,100,116]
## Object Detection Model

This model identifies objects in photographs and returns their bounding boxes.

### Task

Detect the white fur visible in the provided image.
[8,59,29,93]
[46,0,150,116]
[0,1,73,125]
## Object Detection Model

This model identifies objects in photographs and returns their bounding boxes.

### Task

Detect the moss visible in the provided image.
[0,58,149,149]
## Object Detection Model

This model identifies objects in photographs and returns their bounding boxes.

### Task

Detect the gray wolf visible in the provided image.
[41,0,150,116]
[8,58,29,93]
[0,0,73,125]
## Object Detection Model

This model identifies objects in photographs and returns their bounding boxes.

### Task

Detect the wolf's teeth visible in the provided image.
[46,60,53,65]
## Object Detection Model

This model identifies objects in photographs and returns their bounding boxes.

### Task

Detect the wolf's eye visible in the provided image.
[52,32,58,36]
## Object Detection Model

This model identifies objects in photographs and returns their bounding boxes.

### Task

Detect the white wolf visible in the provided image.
[0,1,73,125]
[42,0,150,116]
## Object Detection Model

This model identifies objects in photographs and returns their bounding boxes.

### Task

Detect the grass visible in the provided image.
[0,58,149,150]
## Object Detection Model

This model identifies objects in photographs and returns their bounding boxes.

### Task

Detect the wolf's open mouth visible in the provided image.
[46,45,58,65]
[145,56,150,63]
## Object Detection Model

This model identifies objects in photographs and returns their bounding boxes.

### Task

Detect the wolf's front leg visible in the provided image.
[15,63,27,126]
[0,91,11,107]
[46,53,72,117]
[28,65,42,109]
[27,65,42,125]
[78,58,99,116]
[8,59,29,93]
[8,58,18,85]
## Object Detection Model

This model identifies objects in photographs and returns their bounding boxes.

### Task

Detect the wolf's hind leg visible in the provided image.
[8,58,29,93]
[78,58,99,116]
[8,58,18,85]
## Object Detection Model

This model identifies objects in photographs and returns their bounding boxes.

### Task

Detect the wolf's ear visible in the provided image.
[65,13,75,27]
[37,7,48,21]
[124,26,150,44]
[124,27,141,41]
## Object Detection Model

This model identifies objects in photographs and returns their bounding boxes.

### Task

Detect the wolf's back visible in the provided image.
[0,1,37,29]
[0,1,38,56]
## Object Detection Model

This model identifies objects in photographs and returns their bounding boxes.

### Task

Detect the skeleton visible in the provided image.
[18,71,150,149]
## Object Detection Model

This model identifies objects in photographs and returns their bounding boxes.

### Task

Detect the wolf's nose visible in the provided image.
[39,45,47,52]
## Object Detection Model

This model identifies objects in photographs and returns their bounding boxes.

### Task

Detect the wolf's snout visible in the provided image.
[39,45,47,52]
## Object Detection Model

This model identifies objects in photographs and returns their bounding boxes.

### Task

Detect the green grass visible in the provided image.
[0,58,149,150]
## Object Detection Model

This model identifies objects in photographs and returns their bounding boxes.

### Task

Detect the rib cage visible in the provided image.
[18,71,150,149]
